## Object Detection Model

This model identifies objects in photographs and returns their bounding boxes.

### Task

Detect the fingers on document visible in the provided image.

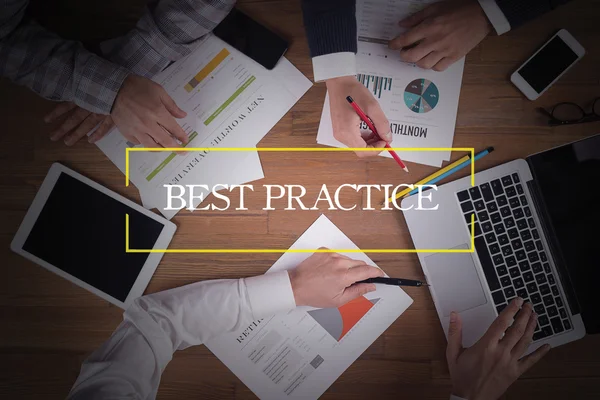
[88,117,115,144]
[64,113,105,146]
[415,49,444,70]
[398,3,436,28]
[400,39,436,64]
[161,91,187,118]
[136,132,158,148]
[147,122,180,149]
[389,23,428,50]
[160,116,189,145]
[433,57,456,72]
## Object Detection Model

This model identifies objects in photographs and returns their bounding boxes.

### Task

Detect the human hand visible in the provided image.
[44,103,115,146]
[288,249,384,308]
[389,0,492,71]
[447,298,551,400]
[326,76,391,158]
[111,74,189,148]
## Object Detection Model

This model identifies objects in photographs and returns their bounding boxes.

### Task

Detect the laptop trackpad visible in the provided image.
[425,244,487,317]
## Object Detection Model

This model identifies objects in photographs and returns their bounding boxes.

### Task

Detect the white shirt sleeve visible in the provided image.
[312,52,357,82]
[477,0,511,35]
[67,270,296,399]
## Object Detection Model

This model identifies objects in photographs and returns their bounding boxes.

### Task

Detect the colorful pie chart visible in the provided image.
[404,78,439,113]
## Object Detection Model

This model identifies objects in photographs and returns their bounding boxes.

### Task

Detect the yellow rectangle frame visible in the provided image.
[125,147,476,253]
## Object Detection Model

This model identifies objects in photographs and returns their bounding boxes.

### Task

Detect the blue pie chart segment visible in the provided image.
[404,79,439,113]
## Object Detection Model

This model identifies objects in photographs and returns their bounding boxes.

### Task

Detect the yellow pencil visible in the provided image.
[385,155,471,203]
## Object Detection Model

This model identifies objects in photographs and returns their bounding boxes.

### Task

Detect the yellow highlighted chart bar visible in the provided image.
[184,48,230,92]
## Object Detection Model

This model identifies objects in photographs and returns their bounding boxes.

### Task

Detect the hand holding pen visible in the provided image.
[325,76,392,158]
[346,96,409,173]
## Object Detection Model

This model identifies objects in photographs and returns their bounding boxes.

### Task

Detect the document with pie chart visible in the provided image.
[308,296,380,341]
[404,79,439,113]
[317,0,465,167]
[205,215,413,400]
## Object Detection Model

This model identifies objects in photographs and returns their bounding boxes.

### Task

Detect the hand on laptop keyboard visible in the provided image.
[447,298,551,400]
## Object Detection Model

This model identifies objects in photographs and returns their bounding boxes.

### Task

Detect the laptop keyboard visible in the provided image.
[456,172,571,341]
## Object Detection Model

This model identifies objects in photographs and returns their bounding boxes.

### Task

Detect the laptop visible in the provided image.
[402,134,600,351]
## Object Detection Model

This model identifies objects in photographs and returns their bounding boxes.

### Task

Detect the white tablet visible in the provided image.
[11,163,176,309]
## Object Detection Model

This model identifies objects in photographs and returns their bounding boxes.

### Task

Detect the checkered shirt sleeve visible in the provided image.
[0,0,236,114]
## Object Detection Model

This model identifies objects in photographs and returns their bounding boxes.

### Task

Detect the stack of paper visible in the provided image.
[317,0,465,167]
[205,215,413,399]
[97,34,312,219]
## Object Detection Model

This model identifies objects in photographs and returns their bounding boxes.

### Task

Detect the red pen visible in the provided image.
[346,96,409,173]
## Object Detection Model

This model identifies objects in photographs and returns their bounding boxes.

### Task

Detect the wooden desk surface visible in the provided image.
[1,0,600,398]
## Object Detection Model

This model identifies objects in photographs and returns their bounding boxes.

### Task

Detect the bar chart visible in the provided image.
[357,73,393,99]
[184,48,230,92]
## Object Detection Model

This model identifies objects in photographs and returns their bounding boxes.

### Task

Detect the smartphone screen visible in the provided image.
[517,36,579,94]
[213,9,288,70]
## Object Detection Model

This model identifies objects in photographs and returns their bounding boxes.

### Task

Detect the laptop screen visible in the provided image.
[528,134,600,333]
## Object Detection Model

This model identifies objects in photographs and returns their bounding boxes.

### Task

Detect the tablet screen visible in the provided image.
[23,173,165,302]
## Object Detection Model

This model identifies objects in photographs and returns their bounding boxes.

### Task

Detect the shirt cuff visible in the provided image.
[449,395,467,400]
[245,270,296,319]
[312,52,357,82]
[74,54,130,115]
[477,0,511,35]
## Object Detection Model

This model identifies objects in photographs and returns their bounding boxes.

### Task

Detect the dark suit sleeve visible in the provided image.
[495,0,572,30]
[301,0,357,57]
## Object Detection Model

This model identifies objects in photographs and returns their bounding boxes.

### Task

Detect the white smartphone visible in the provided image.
[511,29,585,100]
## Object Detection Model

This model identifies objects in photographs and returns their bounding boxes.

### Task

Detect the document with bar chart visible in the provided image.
[206,215,413,400]
[97,34,311,217]
[317,0,465,167]
[356,0,431,66]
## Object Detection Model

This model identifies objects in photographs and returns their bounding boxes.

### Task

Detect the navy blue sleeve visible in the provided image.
[495,0,572,30]
[301,0,357,57]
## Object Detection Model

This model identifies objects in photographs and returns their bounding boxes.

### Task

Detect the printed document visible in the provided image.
[138,151,265,216]
[205,215,413,399]
[97,34,311,217]
[317,0,465,167]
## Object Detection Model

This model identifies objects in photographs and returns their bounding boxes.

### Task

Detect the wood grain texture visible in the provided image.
[1,0,599,398]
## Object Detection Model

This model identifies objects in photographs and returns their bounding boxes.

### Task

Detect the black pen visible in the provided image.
[357,277,429,287]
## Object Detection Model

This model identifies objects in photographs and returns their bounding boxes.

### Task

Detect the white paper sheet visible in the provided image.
[139,150,264,219]
[317,0,465,168]
[124,35,311,192]
[205,215,413,399]
[317,93,446,167]
[97,34,312,216]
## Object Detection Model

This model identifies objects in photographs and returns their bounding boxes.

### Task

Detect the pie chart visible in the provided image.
[308,297,379,342]
[404,78,439,113]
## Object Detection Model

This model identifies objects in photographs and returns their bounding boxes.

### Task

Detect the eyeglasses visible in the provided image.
[538,98,600,126]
